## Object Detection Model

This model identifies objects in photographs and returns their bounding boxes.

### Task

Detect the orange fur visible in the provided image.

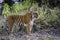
[7,13,32,34]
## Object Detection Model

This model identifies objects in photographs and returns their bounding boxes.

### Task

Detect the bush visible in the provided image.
[38,7,60,26]
[2,3,10,15]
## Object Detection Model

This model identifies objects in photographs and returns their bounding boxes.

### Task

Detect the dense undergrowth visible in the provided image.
[2,0,60,29]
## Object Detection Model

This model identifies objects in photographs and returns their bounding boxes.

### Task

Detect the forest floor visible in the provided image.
[0,15,60,40]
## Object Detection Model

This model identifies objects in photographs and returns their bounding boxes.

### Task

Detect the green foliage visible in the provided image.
[22,0,31,10]
[38,7,60,25]
[2,0,38,15]
[38,7,48,20]
[11,3,20,14]
[2,3,10,15]
[31,3,38,11]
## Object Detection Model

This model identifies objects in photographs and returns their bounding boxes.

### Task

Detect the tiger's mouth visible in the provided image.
[32,13,38,19]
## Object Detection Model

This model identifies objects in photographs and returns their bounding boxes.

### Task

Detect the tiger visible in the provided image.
[6,12,38,34]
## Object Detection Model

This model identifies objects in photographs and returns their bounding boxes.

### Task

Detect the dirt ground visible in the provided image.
[0,32,60,40]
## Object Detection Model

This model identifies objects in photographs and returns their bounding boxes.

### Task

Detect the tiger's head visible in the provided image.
[31,11,38,20]
[25,11,38,20]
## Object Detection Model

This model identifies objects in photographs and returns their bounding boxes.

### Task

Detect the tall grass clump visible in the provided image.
[2,3,10,15]
[11,2,20,14]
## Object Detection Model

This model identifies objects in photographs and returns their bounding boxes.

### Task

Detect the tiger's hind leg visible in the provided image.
[11,22,20,33]
[7,19,14,35]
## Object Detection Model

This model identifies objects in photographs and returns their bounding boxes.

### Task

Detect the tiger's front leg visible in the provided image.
[8,26,13,34]
[27,24,32,34]
[26,20,34,34]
